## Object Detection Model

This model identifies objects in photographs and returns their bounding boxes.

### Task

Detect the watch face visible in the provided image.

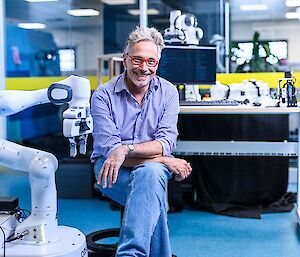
[128,144,134,151]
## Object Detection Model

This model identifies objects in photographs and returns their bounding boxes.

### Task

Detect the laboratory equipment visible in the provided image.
[163,10,203,45]
[0,74,93,257]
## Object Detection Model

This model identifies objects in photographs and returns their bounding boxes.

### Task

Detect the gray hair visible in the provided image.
[124,26,165,59]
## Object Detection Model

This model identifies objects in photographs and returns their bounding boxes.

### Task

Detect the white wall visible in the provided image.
[232,20,300,65]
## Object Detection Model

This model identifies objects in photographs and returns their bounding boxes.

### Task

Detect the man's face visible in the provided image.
[124,40,159,90]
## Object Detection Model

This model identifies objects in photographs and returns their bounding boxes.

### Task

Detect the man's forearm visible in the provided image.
[123,156,165,168]
[128,140,163,158]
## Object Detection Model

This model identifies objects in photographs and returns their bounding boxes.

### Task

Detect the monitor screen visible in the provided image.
[157,45,216,85]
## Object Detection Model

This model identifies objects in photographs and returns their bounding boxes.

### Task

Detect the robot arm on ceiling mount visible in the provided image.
[0,74,92,256]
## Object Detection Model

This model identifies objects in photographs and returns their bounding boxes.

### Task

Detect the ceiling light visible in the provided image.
[25,0,58,2]
[286,0,300,7]
[67,9,100,17]
[285,11,300,19]
[101,0,135,5]
[128,8,159,16]
[18,23,46,29]
[240,4,269,11]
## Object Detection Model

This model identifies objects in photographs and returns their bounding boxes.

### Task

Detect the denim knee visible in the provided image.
[132,162,172,190]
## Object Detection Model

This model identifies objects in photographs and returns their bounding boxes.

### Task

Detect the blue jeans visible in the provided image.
[94,157,173,257]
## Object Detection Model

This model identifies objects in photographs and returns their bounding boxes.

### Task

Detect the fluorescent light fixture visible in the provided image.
[285,11,300,19]
[286,0,300,7]
[18,23,46,29]
[128,8,159,16]
[25,0,58,2]
[240,4,269,11]
[101,0,135,5]
[67,9,100,17]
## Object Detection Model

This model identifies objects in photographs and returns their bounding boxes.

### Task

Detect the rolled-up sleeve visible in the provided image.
[153,86,179,156]
[91,88,122,160]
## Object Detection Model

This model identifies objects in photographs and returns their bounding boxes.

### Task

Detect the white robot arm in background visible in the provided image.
[164,10,204,45]
[0,74,92,257]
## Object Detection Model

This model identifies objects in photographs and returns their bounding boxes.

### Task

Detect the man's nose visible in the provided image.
[140,61,148,70]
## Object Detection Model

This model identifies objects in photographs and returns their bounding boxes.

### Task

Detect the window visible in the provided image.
[58,48,75,72]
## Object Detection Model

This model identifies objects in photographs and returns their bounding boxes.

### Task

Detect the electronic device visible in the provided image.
[163,10,204,45]
[0,197,18,213]
[180,99,240,106]
[210,80,277,107]
[157,45,217,85]
[0,74,92,257]
[277,71,297,107]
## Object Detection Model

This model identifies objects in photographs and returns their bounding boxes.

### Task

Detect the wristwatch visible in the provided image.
[127,144,135,153]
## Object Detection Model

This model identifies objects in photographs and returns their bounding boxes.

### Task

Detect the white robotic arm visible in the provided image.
[48,75,93,156]
[0,140,59,244]
[0,74,91,257]
[164,10,204,45]
[0,89,49,116]
[0,74,93,157]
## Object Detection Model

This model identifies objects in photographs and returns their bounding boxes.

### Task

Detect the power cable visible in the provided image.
[0,226,6,257]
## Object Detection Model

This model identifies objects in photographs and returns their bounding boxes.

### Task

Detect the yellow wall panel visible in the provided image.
[5,72,300,90]
[5,76,101,90]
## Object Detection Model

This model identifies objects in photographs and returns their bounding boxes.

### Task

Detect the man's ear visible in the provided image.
[123,54,127,70]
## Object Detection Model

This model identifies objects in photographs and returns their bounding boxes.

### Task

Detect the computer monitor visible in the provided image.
[157,45,216,85]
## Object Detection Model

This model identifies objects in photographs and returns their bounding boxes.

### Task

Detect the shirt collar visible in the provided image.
[114,73,128,93]
[149,76,159,92]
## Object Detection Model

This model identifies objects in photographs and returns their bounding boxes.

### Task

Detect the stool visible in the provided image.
[86,183,124,257]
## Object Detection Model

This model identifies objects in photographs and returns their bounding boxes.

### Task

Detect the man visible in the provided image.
[91,26,192,257]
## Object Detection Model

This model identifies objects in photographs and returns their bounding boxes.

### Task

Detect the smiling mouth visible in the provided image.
[136,72,151,79]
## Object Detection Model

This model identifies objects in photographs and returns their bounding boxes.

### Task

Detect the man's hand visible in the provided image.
[163,157,192,181]
[97,145,128,188]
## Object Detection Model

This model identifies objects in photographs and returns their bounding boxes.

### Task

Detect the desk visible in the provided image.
[174,106,300,217]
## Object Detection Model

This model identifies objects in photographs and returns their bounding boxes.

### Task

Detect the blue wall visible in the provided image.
[5,25,62,141]
[6,24,60,77]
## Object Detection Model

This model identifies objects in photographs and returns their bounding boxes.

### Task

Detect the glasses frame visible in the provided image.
[126,54,158,67]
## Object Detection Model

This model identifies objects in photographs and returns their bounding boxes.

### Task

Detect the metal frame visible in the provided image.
[96,53,123,85]
[0,0,6,139]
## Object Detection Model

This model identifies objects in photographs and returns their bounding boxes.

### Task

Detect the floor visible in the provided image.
[0,168,300,257]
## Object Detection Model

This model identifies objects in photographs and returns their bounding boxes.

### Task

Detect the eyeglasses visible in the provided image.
[127,54,158,67]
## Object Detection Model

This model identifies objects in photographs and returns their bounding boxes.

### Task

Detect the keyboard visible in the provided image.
[180,99,240,106]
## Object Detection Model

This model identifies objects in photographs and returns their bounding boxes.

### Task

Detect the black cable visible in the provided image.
[249,80,261,97]
[20,208,31,216]
[5,230,28,243]
[291,74,297,84]
[19,208,30,219]
[0,208,30,257]
[223,84,230,99]
[15,207,31,221]
[0,226,6,257]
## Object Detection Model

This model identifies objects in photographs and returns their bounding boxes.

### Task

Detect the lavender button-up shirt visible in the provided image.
[91,73,179,162]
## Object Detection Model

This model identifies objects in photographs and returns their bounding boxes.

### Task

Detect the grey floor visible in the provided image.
[1,167,300,257]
